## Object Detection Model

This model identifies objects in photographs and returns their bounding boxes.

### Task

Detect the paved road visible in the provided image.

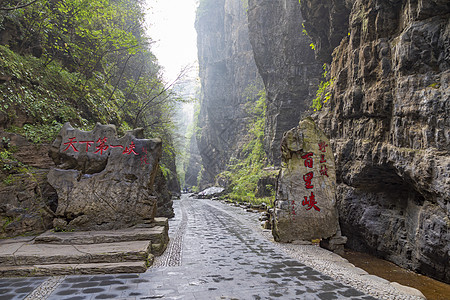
[1,195,378,300]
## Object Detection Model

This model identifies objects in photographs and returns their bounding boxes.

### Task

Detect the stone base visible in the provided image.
[320,229,347,255]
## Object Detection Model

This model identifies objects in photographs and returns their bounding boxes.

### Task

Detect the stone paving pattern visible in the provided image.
[0,277,48,300]
[45,197,376,300]
[0,195,426,299]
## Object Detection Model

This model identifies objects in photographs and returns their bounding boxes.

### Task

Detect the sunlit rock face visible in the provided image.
[48,123,162,231]
[195,0,261,187]
[273,118,339,242]
[301,0,450,282]
[247,0,322,166]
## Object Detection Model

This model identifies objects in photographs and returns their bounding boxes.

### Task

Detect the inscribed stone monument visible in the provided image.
[272,117,339,242]
[48,122,162,231]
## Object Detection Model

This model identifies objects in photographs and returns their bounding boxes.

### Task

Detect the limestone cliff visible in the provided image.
[195,0,261,186]
[301,0,449,283]
[247,0,322,165]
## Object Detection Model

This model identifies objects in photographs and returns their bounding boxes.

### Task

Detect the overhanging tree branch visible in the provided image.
[0,0,40,11]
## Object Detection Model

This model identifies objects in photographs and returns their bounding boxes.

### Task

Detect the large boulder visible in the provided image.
[48,123,162,231]
[272,118,339,242]
[198,186,225,199]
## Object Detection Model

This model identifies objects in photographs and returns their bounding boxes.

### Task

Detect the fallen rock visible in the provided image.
[197,187,225,199]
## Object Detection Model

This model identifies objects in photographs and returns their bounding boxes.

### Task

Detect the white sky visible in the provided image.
[145,0,199,83]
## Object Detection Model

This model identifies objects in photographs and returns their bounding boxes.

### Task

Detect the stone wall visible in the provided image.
[301,0,450,283]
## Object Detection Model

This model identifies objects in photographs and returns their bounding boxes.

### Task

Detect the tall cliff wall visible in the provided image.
[247,0,322,165]
[195,0,261,186]
[301,0,449,282]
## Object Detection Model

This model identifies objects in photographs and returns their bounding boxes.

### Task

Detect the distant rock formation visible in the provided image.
[195,0,321,186]
[247,0,322,165]
[301,0,450,283]
[184,133,201,188]
[195,0,261,187]
[48,123,163,231]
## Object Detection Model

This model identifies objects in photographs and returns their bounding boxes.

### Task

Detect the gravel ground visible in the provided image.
[23,276,66,300]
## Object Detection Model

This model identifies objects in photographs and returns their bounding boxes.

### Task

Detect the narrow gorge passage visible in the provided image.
[51,194,375,300]
[6,195,424,300]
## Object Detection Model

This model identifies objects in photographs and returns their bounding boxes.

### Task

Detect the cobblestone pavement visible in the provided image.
[0,194,420,299]
[0,277,48,300]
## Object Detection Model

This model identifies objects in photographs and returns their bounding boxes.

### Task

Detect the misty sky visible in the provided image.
[146,0,198,82]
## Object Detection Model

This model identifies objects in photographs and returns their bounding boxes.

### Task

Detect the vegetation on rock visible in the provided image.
[312,64,333,111]
[0,0,189,237]
[216,88,275,206]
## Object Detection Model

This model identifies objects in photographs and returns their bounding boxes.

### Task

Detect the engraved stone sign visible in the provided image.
[48,122,162,231]
[272,117,339,242]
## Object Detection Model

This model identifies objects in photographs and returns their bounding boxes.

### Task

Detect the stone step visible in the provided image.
[0,241,152,266]
[35,226,167,245]
[0,261,148,277]
[0,220,169,276]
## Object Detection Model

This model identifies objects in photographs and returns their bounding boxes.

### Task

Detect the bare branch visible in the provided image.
[0,0,39,11]
[106,54,133,104]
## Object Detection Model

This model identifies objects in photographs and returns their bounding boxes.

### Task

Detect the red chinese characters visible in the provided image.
[301,152,314,190]
[320,165,329,177]
[63,137,79,152]
[62,137,141,159]
[301,152,313,168]
[94,137,109,155]
[300,150,321,212]
[318,141,328,152]
[302,191,320,212]
[303,172,314,189]
[318,140,329,178]
[320,154,326,163]
[140,148,150,165]
[123,141,138,155]
[291,200,296,219]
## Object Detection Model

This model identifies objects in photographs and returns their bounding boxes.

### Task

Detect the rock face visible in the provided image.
[184,133,201,188]
[48,123,162,231]
[273,118,339,242]
[195,0,261,186]
[152,168,175,218]
[247,0,322,165]
[0,132,56,238]
[301,0,450,282]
